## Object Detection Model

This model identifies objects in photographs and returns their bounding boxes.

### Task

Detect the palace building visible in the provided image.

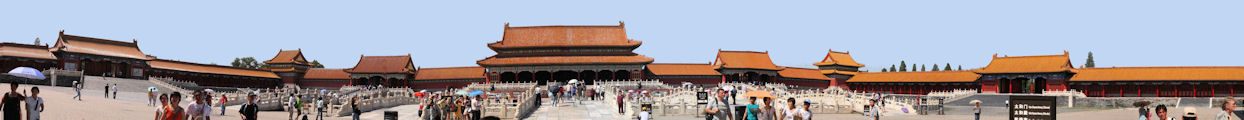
[477,22,653,85]
[4,23,1241,97]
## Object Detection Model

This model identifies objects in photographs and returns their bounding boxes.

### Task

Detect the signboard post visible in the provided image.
[1009,96,1057,120]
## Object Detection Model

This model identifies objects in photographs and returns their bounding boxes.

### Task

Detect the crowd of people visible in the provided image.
[1136,97,1239,120]
[418,93,484,120]
[152,90,223,120]
[701,87,815,120]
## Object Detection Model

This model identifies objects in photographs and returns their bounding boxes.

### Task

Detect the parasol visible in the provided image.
[743,90,773,99]
[6,67,44,80]
[469,90,485,96]
[1133,101,1152,107]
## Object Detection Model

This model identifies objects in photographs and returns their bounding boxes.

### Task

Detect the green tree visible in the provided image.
[958,65,963,71]
[899,61,907,72]
[33,38,40,45]
[889,65,896,72]
[881,68,888,72]
[931,64,940,71]
[944,63,953,71]
[912,64,917,72]
[1085,52,1095,68]
[230,57,264,69]
[921,64,926,71]
[310,60,325,68]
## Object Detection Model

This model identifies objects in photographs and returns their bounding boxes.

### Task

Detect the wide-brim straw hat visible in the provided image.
[1183,107,1197,117]
[969,100,982,104]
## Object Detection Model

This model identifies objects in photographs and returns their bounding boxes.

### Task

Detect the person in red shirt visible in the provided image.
[220,95,228,115]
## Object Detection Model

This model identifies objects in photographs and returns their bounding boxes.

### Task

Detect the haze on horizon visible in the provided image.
[2,0,1242,71]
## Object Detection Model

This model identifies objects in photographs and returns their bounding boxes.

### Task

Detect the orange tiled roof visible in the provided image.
[147,59,279,78]
[267,68,297,72]
[414,66,486,80]
[849,71,981,83]
[713,50,783,70]
[1070,67,1244,82]
[477,55,653,66]
[820,70,859,75]
[50,33,151,60]
[646,63,722,76]
[488,24,641,49]
[0,43,57,60]
[778,67,832,80]
[264,49,309,65]
[345,55,415,74]
[973,52,1075,74]
[812,50,864,67]
[304,68,350,80]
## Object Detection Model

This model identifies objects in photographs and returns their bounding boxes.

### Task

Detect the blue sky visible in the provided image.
[2,0,1242,71]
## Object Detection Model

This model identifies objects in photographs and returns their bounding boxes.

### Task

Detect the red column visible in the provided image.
[1212,85,1216,97]
[1157,86,1161,97]
[1137,85,1142,97]
[1193,85,1198,97]
[1118,85,1123,97]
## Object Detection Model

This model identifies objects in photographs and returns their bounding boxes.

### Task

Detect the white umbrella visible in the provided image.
[6,67,44,80]
[721,85,735,91]
[568,79,579,84]
[204,89,215,94]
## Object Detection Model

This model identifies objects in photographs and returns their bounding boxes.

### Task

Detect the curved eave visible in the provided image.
[820,70,858,75]
[813,62,864,67]
[487,41,642,50]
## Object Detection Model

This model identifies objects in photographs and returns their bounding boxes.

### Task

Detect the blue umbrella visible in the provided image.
[6,67,44,80]
[469,90,485,96]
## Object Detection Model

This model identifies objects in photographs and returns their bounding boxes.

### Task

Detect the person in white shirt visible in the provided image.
[26,87,44,120]
[1216,98,1236,120]
[799,100,812,120]
[315,98,324,120]
[186,91,211,120]
[638,107,651,120]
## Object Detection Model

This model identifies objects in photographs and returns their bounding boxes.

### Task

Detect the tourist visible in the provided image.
[1186,108,1200,120]
[25,87,44,120]
[1156,105,1176,120]
[315,98,323,120]
[617,93,624,114]
[972,100,982,120]
[1,83,27,120]
[705,89,732,120]
[1217,97,1236,120]
[239,94,259,120]
[112,84,118,99]
[104,84,110,98]
[288,94,297,120]
[759,97,775,120]
[470,96,481,120]
[638,107,651,120]
[166,92,186,120]
[149,88,156,106]
[867,99,879,120]
[1140,105,1151,120]
[746,97,759,120]
[780,98,796,120]
[799,100,812,120]
[157,93,168,120]
[220,95,228,115]
[351,97,361,120]
[186,91,210,120]
[73,81,81,101]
